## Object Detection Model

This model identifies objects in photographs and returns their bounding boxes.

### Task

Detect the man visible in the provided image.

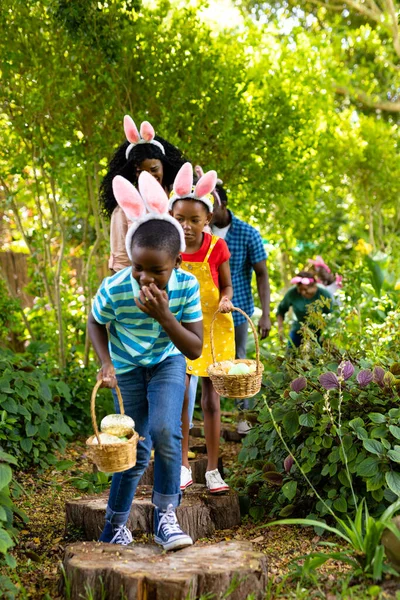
[211,185,271,434]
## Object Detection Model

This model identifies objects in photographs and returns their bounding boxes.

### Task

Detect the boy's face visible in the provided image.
[131,245,181,291]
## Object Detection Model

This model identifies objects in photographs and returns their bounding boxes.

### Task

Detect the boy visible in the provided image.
[88,214,203,551]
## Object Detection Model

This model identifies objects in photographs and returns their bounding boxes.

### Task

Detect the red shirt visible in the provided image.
[181,233,231,288]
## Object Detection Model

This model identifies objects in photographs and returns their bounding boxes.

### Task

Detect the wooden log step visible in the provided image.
[191,421,243,443]
[62,540,268,600]
[139,455,222,486]
[65,484,240,543]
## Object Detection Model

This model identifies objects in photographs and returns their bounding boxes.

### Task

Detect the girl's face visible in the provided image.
[136,159,164,185]
[171,200,211,244]
[297,283,318,299]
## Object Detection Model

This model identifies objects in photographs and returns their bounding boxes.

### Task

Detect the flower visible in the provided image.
[357,369,373,387]
[319,372,340,390]
[338,361,354,381]
[284,455,294,473]
[290,377,307,393]
[355,238,372,255]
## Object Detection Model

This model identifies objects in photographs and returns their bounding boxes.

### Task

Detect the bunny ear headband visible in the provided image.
[195,165,223,206]
[168,163,217,212]
[310,256,331,273]
[112,173,185,259]
[291,276,315,285]
[124,115,165,161]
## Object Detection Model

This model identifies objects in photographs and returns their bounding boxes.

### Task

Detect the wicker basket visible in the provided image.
[207,307,264,398]
[86,380,139,473]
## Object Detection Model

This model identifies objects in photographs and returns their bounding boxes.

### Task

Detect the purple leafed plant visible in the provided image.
[290,377,307,393]
[284,455,294,473]
[338,361,354,380]
[357,369,373,388]
[373,366,385,388]
[319,372,340,390]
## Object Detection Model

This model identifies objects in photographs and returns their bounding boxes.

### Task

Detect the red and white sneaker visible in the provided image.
[180,466,193,491]
[205,469,229,494]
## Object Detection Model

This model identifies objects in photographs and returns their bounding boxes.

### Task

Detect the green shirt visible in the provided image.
[277,286,333,332]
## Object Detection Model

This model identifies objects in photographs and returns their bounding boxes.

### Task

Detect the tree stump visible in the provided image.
[190,420,243,443]
[65,484,240,543]
[139,455,222,486]
[62,540,268,600]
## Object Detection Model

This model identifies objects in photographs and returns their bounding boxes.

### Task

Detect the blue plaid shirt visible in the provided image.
[214,211,267,326]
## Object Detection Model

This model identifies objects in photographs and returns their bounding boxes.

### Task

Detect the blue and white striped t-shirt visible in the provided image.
[92,267,202,374]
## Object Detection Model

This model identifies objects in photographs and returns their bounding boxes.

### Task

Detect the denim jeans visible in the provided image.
[187,375,198,429]
[104,354,186,528]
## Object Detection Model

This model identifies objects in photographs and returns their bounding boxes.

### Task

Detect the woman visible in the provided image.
[99,116,188,272]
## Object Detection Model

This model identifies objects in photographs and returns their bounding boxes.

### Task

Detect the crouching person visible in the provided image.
[88,172,203,550]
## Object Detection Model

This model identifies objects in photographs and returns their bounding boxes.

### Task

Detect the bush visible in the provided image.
[0,348,73,469]
[233,351,400,522]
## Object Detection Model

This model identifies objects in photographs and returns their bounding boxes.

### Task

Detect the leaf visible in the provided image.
[299,413,316,427]
[338,361,354,380]
[385,471,400,496]
[279,504,295,517]
[390,363,400,376]
[389,425,400,440]
[0,464,12,491]
[349,417,365,429]
[365,255,384,296]
[263,519,352,544]
[38,421,50,440]
[357,369,373,387]
[283,455,294,473]
[356,457,380,477]
[388,450,400,463]
[249,506,265,521]
[0,527,14,553]
[282,480,297,501]
[290,377,307,392]
[282,411,299,437]
[1,398,18,414]
[25,422,38,437]
[363,439,384,456]
[319,372,339,390]
[0,451,18,466]
[372,544,385,582]
[264,471,283,486]
[333,496,347,512]
[20,438,32,454]
[368,413,386,424]
[55,460,75,471]
[373,366,385,386]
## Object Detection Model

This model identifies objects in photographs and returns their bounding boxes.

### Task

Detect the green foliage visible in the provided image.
[0,450,28,599]
[265,498,400,582]
[232,338,400,521]
[0,348,73,469]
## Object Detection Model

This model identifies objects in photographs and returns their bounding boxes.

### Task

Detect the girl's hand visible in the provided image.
[219,296,233,313]
[136,283,171,323]
[98,361,117,388]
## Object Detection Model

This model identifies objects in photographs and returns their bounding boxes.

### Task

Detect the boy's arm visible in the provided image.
[88,312,117,388]
[137,283,203,360]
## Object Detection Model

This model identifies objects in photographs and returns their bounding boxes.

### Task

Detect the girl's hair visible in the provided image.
[100,135,187,218]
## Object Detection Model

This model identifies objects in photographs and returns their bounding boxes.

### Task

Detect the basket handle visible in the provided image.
[210,306,261,375]
[91,380,125,444]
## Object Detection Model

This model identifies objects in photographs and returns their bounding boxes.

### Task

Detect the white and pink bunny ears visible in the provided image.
[168,163,217,212]
[124,115,165,161]
[112,172,185,259]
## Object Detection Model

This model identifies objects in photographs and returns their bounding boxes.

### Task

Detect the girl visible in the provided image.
[308,256,343,297]
[100,116,187,272]
[169,163,235,494]
[277,271,333,348]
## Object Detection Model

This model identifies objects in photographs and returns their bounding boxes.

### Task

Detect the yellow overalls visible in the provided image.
[181,235,235,377]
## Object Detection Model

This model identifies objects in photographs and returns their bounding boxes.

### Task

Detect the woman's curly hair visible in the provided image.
[99,136,188,218]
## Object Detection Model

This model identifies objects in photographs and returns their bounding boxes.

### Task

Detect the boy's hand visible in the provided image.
[98,361,117,388]
[219,296,233,313]
[135,283,171,323]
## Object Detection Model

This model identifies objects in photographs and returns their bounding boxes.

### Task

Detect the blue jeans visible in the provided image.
[289,329,302,348]
[187,375,198,429]
[104,354,186,528]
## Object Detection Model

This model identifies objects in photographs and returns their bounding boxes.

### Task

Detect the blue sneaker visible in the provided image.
[99,522,133,545]
[154,504,193,551]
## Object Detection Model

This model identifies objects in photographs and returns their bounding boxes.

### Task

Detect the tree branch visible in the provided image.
[335,84,400,112]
